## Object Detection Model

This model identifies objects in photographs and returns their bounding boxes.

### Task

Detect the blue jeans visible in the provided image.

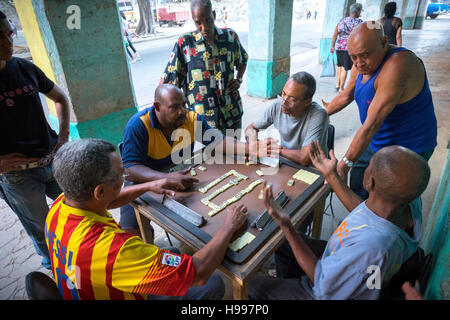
[350,146,435,200]
[0,164,62,269]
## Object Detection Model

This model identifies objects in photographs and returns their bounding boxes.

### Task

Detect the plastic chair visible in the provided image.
[379,247,432,300]
[25,271,62,300]
[327,124,335,152]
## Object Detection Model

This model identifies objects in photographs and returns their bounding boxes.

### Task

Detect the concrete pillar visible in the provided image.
[361,0,388,21]
[402,0,420,29]
[247,0,293,99]
[319,0,356,63]
[14,0,138,146]
[413,0,429,29]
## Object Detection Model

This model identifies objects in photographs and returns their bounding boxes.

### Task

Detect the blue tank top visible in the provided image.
[354,47,437,153]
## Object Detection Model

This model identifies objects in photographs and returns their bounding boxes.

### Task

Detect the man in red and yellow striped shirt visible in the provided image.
[45,138,248,300]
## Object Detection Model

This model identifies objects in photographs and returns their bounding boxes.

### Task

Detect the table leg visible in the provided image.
[232,279,248,300]
[311,195,327,239]
[134,208,154,244]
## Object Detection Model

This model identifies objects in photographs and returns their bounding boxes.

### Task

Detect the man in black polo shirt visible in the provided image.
[0,11,70,269]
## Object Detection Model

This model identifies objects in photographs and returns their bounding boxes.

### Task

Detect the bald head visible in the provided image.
[349,21,385,44]
[153,84,187,129]
[154,83,183,104]
[347,21,389,75]
[367,146,430,204]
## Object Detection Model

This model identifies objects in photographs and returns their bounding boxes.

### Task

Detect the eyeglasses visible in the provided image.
[108,170,130,182]
[277,94,297,107]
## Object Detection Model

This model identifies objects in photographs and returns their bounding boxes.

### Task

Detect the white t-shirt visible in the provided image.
[253,99,329,154]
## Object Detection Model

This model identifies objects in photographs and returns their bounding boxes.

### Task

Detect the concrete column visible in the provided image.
[402,0,420,29]
[14,0,138,146]
[319,0,356,63]
[361,0,388,21]
[247,0,293,99]
[413,0,429,29]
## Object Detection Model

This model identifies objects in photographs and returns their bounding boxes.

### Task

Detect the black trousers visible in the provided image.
[275,233,327,279]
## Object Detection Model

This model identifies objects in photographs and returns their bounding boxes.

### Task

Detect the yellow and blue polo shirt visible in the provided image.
[121,106,223,171]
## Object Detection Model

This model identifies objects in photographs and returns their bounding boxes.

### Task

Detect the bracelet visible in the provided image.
[342,156,354,168]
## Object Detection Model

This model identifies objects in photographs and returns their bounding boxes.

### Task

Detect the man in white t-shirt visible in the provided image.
[245,72,328,166]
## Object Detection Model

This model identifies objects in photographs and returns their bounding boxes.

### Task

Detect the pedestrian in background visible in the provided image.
[330,3,363,92]
[8,19,17,38]
[120,11,142,63]
[379,2,403,46]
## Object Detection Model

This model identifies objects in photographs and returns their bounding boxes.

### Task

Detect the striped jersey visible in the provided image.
[45,194,195,300]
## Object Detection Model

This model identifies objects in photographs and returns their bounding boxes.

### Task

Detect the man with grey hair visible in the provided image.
[245,72,329,167]
[46,138,249,300]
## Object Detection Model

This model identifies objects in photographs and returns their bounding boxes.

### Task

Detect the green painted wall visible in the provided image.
[247,0,293,98]
[19,0,139,146]
[49,106,138,147]
[43,0,136,123]
[402,0,420,29]
[413,0,429,29]
[422,147,450,299]
[319,0,355,63]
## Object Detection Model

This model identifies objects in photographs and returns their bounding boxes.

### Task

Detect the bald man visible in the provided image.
[249,142,430,300]
[324,21,437,200]
[120,84,280,235]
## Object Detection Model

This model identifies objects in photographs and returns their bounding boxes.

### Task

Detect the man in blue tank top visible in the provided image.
[324,21,437,199]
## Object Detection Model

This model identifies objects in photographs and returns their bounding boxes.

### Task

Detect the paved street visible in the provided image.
[129,19,323,107]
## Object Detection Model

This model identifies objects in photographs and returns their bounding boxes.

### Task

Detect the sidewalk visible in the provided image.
[1,17,449,300]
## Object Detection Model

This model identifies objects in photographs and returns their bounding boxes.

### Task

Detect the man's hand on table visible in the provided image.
[262,182,291,229]
[144,178,185,197]
[222,204,249,233]
[0,153,39,173]
[248,137,283,159]
[166,167,199,191]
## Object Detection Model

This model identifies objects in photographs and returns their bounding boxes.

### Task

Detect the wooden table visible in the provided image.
[131,179,330,300]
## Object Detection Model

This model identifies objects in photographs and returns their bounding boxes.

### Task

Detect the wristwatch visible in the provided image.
[342,156,354,168]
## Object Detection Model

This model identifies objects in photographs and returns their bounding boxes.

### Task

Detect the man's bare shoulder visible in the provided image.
[382,49,421,72]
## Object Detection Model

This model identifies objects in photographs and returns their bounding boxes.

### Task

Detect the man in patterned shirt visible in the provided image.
[46,138,248,300]
[160,0,248,136]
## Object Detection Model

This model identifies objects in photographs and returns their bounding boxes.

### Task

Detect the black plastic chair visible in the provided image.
[25,271,62,300]
[379,247,432,300]
[327,123,335,153]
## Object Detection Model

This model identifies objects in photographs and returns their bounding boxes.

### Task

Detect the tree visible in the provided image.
[135,0,155,35]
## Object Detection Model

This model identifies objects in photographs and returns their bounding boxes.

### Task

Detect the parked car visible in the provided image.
[427,2,450,19]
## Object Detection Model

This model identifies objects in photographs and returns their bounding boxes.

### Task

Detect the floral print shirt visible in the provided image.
[162,27,248,130]
[336,17,363,51]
